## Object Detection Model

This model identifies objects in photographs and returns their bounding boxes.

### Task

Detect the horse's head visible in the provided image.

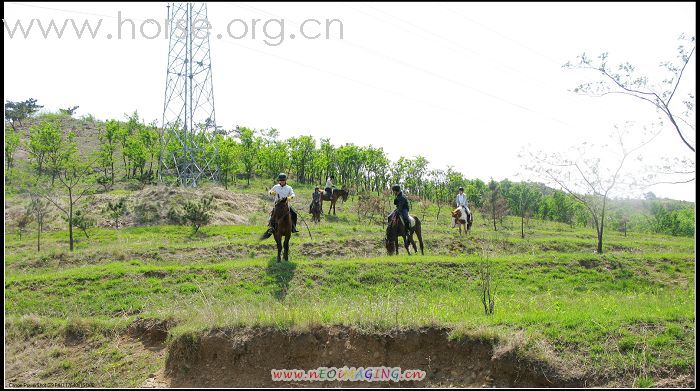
[451,208,461,219]
[273,197,290,217]
[384,233,396,255]
[340,187,349,202]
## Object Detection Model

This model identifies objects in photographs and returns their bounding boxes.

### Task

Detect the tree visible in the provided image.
[28,193,50,252]
[483,179,509,231]
[105,198,128,229]
[41,131,96,251]
[183,195,214,234]
[509,182,542,238]
[5,125,20,170]
[564,34,696,154]
[99,120,121,184]
[525,124,658,253]
[15,207,34,239]
[66,210,93,239]
[27,119,62,174]
[59,106,79,116]
[5,98,43,131]
[233,127,260,185]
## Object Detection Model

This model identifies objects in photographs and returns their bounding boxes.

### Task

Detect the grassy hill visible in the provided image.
[5,178,696,387]
[4,113,696,387]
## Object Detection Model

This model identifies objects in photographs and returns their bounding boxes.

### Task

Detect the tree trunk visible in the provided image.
[521,213,525,239]
[37,219,42,252]
[69,199,74,251]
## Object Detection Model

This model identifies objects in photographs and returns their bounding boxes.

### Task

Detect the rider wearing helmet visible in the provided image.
[391,184,411,237]
[266,173,299,235]
[310,186,321,213]
[454,186,471,227]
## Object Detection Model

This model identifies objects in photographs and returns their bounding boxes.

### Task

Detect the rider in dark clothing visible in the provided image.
[310,187,321,213]
[391,184,411,236]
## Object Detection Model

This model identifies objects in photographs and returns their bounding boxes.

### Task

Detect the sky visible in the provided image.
[4,2,696,201]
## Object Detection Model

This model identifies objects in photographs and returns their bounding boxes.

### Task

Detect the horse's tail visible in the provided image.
[413,216,424,255]
[260,229,273,240]
[385,220,396,255]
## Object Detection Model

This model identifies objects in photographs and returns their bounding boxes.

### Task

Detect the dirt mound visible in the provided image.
[86,185,263,228]
[127,318,174,348]
[164,326,584,387]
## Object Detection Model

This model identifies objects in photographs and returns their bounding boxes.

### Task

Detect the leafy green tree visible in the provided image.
[288,135,316,183]
[183,195,214,234]
[483,179,509,231]
[5,125,21,170]
[99,120,121,184]
[59,105,79,116]
[27,120,62,174]
[234,127,260,185]
[5,98,43,131]
[105,198,128,229]
[41,132,96,251]
[509,182,542,238]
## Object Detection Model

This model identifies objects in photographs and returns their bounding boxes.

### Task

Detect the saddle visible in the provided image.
[389,211,414,229]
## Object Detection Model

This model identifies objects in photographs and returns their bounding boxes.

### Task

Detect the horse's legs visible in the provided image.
[275,236,282,263]
[283,235,290,261]
[415,227,424,255]
[402,229,411,255]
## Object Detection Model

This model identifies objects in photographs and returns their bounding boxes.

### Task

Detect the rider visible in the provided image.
[309,186,321,213]
[324,175,335,199]
[265,173,299,235]
[391,184,411,239]
[454,186,471,226]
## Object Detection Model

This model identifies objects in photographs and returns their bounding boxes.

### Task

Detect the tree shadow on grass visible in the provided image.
[265,258,297,301]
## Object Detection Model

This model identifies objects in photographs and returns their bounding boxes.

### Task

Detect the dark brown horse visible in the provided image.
[321,187,349,215]
[310,198,321,223]
[261,197,293,262]
[385,212,424,255]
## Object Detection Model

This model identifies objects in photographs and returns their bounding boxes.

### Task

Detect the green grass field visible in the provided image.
[4,180,696,387]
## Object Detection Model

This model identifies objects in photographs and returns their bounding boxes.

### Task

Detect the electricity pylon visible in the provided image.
[159,2,219,187]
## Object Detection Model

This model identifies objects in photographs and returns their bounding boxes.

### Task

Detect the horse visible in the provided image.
[260,197,293,262]
[385,211,424,255]
[451,206,473,235]
[321,187,349,215]
[310,198,322,223]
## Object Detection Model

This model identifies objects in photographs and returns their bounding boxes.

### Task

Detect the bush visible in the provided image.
[183,195,214,234]
[104,198,127,228]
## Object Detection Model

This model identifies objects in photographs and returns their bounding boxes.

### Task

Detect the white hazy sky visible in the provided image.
[4,2,696,201]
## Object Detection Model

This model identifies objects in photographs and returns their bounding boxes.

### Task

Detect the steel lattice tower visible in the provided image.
[159,2,219,187]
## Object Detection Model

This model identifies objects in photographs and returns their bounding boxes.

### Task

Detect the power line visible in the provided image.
[229,2,578,129]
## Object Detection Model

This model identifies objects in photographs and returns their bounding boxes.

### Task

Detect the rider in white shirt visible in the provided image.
[266,173,299,234]
[454,187,471,226]
[324,175,335,198]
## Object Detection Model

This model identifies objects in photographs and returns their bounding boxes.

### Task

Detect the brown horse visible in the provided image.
[321,187,349,215]
[451,206,473,235]
[260,197,293,262]
[310,198,322,223]
[385,212,424,255]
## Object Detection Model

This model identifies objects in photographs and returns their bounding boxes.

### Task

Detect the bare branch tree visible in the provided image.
[564,34,696,153]
[523,124,660,253]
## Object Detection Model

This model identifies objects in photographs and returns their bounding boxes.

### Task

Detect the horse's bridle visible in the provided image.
[273,198,290,219]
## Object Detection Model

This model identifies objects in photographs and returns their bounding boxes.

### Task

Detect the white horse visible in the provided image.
[451,206,472,235]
